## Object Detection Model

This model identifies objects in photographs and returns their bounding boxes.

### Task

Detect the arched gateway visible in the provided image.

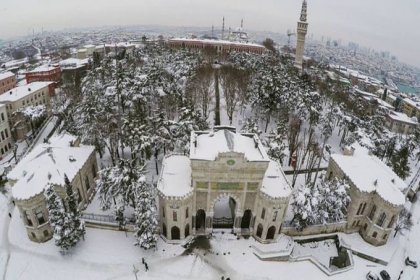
[157,127,292,243]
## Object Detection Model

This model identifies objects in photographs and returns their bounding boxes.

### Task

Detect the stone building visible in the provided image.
[8,133,98,242]
[385,111,418,134]
[326,145,405,246]
[0,104,13,158]
[158,127,291,243]
[167,38,267,54]
[0,71,17,95]
[294,0,308,71]
[0,82,53,140]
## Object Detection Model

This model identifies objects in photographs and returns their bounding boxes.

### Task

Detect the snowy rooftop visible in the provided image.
[157,155,192,198]
[261,161,292,198]
[59,58,89,69]
[0,82,52,103]
[9,143,95,200]
[0,71,15,80]
[168,38,266,48]
[331,145,406,206]
[48,133,79,147]
[387,111,418,125]
[27,65,59,73]
[403,97,420,109]
[190,129,269,162]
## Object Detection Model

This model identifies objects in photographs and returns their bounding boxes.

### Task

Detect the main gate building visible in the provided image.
[157,127,292,243]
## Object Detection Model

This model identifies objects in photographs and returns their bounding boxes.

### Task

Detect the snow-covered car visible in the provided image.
[379,270,390,280]
[366,271,380,280]
[405,257,418,268]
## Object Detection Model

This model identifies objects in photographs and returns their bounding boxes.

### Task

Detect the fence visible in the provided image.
[282,220,347,236]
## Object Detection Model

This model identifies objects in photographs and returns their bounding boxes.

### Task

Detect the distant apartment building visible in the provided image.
[25,65,61,87]
[0,71,17,95]
[0,82,53,140]
[0,104,13,158]
[385,111,418,134]
[167,38,267,54]
[402,98,420,119]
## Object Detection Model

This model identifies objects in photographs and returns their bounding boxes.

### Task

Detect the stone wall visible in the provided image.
[282,221,347,237]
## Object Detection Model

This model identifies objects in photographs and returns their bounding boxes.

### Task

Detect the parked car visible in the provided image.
[380,270,391,280]
[366,271,380,280]
[405,257,418,268]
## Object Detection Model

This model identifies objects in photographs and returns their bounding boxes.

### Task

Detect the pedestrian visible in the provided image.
[8,212,11,218]
[221,276,224,280]
[12,200,15,206]
[142,257,145,264]
[145,263,149,271]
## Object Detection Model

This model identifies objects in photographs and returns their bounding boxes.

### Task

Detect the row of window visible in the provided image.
[362,223,388,240]
[1,142,12,155]
[1,78,15,86]
[357,203,396,229]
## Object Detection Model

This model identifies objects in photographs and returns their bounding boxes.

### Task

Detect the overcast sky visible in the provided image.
[1,0,419,67]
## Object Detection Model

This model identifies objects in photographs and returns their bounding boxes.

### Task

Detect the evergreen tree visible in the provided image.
[390,145,411,179]
[134,177,158,249]
[64,174,86,244]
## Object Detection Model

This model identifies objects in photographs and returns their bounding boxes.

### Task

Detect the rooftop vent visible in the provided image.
[69,155,76,162]
[28,88,31,92]
[9,91,12,95]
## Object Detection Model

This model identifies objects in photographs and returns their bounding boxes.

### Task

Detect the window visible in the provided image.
[173,211,177,222]
[356,203,363,215]
[85,177,90,190]
[35,209,46,225]
[5,129,8,138]
[25,210,33,226]
[356,220,360,226]
[92,164,96,178]
[363,224,367,231]
[261,208,266,219]
[360,203,367,215]
[1,131,4,140]
[388,215,396,228]
[7,143,11,149]
[162,207,165,218]
[186,208,189,219]
[31,232,36,239]
[1,113,4,121]
[272,210,278,222]
[352,221,357,227]
[77,188,82,204]
[372,231,377,238]
[376,212,386,227]
[383,234,388,240]
[43,230,49,237]
[368,205,376,220]
[1,148,3,155]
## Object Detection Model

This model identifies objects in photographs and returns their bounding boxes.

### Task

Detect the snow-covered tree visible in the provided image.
[241,118,262,136]
[266,122,287,165]
[64,175,85,243]
[97,159,146,211]
[133,177,158,249]
[291,179,350,230]
[45,182,84,252]
[173,107,207,154]
[390,145,411,180]
[394,208,413,237]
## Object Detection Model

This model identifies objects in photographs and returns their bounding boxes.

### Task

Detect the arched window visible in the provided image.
[35,209,46,225]
[173,211,177,222]
[185,224,190,237]
[43,230,49,237]
[388,215,396,228]
[352,221,357,227]
[92,164,96,178]
[272,210,278,222]
[372,231,377,238]
[171,226,180,240]
[376,212,386,227]
[266,226,276,240]
[383,234,388,240]
[186,207,189,219]
[363,224,367,231]
[77,188,82,204]
[85,177,90,190]
[31,232,36,239]
[256,224,263,238]
[162,207,165,218]
[162,223,167,237]
[361,203,367,215]
[261,208,266,220]
[368,205,376,220]
[356,203,363,215]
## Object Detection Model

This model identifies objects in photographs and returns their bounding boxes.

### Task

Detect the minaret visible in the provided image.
[222,17,225,40]
[294,0,308,71]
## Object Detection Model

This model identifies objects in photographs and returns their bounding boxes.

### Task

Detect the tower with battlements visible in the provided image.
[294,0,308,71]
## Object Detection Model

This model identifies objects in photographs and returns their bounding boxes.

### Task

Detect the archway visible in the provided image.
[171,226,180,240]
[241,209,252,229]
[196,209,206,232]
[256,224,263,238]
[213,196,236,228]
[266,226,276,240]
[185,224,190,237]
[162,223,167,238]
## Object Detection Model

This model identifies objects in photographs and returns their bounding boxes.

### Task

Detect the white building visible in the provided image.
[158,127,292,243]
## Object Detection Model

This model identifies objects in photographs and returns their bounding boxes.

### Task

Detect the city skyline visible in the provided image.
[0,0,419,67]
